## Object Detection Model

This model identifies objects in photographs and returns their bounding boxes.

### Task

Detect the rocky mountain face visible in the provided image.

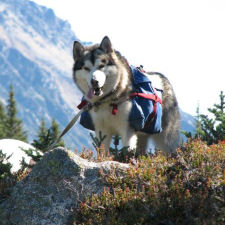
[180,109,196,140]
[0,0,91,149]
[0,0,195,150]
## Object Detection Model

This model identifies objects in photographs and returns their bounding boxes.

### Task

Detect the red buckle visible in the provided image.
[77,100,88,109]
[111,104,118,115]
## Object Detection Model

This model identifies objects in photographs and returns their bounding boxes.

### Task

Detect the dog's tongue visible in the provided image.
[87,87,94,99]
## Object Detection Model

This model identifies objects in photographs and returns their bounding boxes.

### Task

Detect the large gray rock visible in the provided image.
[0,147,129,225]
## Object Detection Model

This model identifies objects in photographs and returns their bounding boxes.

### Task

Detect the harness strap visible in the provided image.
[77,99,88,109]
[130,92,162,104]
[131,90,162,127]
[144,98,158,129]
[111,104,118,115]
[77,91,162,117]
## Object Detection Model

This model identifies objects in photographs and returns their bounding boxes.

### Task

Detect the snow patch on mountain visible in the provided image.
[0,139,35,172]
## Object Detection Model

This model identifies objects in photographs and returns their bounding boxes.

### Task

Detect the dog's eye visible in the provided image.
[98,64,105,70]
[83,67,90,72]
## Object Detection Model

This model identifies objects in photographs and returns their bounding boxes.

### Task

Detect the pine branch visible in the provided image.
[90,131,107,150]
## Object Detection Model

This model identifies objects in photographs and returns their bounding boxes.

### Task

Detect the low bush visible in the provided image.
[74,139,225,225]
[0,150,17,203]
[0,150,28,203]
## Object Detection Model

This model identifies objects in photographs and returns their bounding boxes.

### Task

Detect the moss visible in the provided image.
[42,149,81,178]
[74,140,225,225]
[47,159,63,176]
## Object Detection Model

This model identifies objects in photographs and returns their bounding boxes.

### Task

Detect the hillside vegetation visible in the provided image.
[73,139,225,225]
[1,139,224,225]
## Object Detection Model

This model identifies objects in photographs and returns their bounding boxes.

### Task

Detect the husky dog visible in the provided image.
[72,36,180,155]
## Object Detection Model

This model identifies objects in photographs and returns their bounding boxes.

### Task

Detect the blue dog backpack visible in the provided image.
[77,65,163,134]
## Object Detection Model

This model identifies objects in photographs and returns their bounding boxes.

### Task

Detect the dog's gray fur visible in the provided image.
[72,37,180,155]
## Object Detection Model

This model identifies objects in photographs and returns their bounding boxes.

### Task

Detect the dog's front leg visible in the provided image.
[120,129,137,152]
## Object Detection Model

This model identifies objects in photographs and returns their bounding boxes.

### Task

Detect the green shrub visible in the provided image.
[0,150,29,203]
[184,91,225,145]
[0,150,17,203]
[74,139,225,225]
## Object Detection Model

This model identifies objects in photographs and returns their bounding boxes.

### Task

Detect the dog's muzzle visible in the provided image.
[90,79,101,95]
[88,70,106,98]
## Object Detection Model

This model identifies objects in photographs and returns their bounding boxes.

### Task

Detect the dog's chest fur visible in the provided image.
[90,100,132,134]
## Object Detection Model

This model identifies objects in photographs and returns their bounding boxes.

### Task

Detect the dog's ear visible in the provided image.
[73,41,84,61]
[100,36,112,53]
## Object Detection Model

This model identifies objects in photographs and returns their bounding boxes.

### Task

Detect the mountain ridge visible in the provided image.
[0,0,91,149]
[0,0,195,150]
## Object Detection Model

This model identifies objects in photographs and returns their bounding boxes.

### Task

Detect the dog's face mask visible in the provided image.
[73,36,118,102]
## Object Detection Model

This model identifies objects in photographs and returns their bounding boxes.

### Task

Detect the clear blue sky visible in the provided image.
[33,0,225,116]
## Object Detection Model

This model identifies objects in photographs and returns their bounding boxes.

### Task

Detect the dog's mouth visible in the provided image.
[87,87,103,99]
[94,87,102,96]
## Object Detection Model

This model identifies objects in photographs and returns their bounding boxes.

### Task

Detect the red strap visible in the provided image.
[77,91,162,118]
[131,91,162,126]
[111,104,118,115]
[130,92,162,104]
[144,101,158,128]
[78,100,118,116]
[77,100,88,110]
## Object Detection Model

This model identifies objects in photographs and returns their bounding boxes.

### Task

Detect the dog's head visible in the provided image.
[72,36,121,103]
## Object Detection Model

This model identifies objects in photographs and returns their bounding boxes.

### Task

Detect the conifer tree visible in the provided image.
[197,91,225,145]
[0,101,6,139]
[37,118,48,145]
[50,118,65,148]
[31,118,49,153]
[5,85,27,142]
[32,118,64,154]
[23,118,65,168]
[195,104,205,139]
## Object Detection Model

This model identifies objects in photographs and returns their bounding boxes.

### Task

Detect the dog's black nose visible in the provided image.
[91,78,99,87]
